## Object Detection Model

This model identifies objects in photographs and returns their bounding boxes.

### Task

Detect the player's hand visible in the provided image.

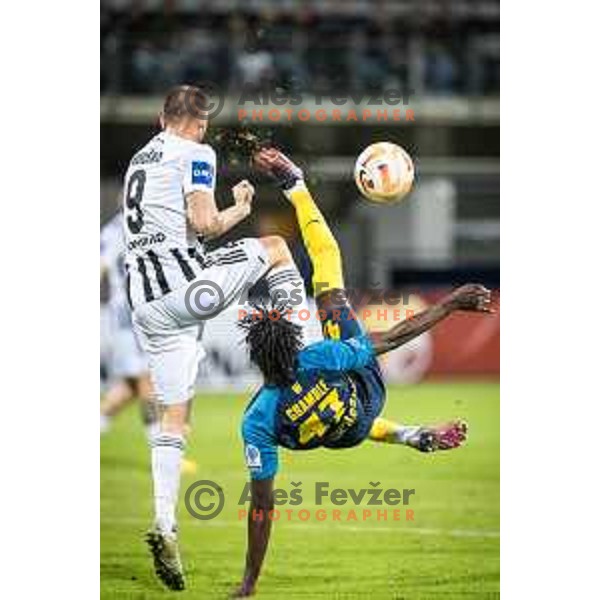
[232,180,254,215]
[253,147,304,190]
[445,283,493,313]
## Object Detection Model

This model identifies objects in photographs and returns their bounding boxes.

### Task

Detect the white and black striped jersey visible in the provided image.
[122,131,217,309]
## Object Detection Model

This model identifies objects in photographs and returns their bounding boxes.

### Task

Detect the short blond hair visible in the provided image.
[162,85,208,123]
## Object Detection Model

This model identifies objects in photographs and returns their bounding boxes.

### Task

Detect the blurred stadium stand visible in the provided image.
[102,0,499,96]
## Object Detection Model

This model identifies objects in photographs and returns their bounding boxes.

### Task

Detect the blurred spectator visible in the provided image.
[425,43,458,95]
[265,16,309,91]
[352,24,390,92]
[235,48,275,90]
[179,28,230,85]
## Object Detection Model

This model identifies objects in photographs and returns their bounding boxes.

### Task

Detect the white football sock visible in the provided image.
[151,432,185,533]
[394,425,422,445]
[265,265,309,333]
[145,421,160,442]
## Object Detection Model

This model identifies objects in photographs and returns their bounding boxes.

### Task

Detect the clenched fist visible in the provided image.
[444,284,493,313]
[232,180,255,214]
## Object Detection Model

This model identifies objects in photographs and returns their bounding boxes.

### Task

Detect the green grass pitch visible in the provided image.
[101,381,499,599]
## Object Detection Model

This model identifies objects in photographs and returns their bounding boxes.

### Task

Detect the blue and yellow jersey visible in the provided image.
[242,306,386,480]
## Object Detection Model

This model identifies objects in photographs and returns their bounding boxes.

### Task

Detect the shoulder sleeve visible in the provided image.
[241,392,279,481]
[297,335,375,372]
[182,143,217,195]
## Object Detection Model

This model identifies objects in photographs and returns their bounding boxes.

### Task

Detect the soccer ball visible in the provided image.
[354,142,415,204]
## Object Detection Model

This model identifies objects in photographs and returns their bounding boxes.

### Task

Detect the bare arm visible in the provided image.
[371,284,492,356]
[234,478,274,598]
[186,180,254,239]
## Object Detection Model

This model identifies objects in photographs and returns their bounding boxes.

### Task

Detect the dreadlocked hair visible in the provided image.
[238,301,305,387]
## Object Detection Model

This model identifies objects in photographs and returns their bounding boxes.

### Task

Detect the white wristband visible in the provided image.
[283,180,307,199]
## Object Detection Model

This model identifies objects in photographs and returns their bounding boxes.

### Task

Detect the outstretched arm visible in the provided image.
[234,478,275,598]
[371,284,492,356]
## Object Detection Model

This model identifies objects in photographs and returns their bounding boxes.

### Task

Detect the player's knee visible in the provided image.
[159,402,189,434]
[260,235,288,253]
[260,235,293,268]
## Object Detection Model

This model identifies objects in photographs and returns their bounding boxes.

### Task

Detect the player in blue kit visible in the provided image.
[233,148,492,597]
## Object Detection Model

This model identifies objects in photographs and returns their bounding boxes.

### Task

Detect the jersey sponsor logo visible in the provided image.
[192,161,214,186]
[245,445,262,469]
[126,231,166,251]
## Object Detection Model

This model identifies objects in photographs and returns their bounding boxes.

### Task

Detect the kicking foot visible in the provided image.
[407,420,468,453]
[145,525,185,591]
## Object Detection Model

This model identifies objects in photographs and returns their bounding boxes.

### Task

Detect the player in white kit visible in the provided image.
[100,213,154,434]
[122,85,308,590]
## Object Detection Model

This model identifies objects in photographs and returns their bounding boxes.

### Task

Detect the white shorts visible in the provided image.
[105,307,148,380]
[132,238,270,405]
